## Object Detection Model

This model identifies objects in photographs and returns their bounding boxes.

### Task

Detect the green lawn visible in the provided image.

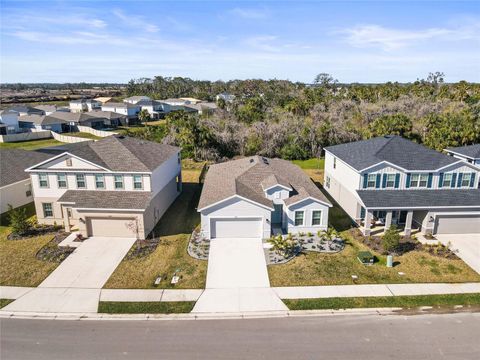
[0,203,36,227]
[64,132,101,140]
[292,158,324,170]
[0,299,14,309]
[104,169,207,289]
[0,138,63,150]
[98,301,195,314]
[284,293,480,310]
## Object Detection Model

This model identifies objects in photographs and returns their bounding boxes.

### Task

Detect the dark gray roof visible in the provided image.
[357,189,480,208]
[0,149,53,187]
[43,135,179,172]
[85,110,126,120]
[58,190,152,210]
[7,105,44,115]
[198,156,331,210]
[18,114,67,126]
[325,136,458,171]
[446,144,480,159]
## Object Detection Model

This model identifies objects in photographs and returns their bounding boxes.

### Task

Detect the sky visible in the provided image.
[1,0,479,83]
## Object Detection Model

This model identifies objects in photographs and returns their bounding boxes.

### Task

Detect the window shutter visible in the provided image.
[394,174,400,188]
[382,174,387,188]
[470,172,476,187]
[375,174,381,188]
[457,173,463,187]
[360,207,365,219]
[427,173,433,188]
[405,173,411,188]
[451,173,457,188]
[363,173,368,189]
[438,173,444,188]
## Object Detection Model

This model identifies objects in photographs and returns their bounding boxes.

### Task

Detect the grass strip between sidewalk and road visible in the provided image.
[283,293,480,310]
[98,301,196,314]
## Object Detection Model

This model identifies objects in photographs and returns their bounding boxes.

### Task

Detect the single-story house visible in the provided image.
[18,114,67,132]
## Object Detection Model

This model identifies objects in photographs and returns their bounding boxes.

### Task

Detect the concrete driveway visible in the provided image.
[4,237,135,313]
[193,238,287,313]
[435,234,480,274]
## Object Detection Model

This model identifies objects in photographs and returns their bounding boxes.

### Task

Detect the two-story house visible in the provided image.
[69,99,102,113]
[135,99,171,119]
[101,102,141,122]
[324,136,480,236]
[198,156,332,239]
[26,135,182,240]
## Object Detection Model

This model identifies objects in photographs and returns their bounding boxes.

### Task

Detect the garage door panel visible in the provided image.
[435,215,480,234]
[87,217,137,237]
[211,218,262,239]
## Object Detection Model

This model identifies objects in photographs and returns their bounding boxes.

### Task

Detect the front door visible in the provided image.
[398,211,408,225]
[272,204,283,225]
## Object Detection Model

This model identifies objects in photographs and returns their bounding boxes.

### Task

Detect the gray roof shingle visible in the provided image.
[0,149,53,187]
[198,156,331,210]
[325,136,458,171]
[446,144,480,159]
[357,189,480,208]
[58,190,152,210]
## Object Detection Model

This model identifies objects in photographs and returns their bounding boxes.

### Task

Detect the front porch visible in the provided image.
[360,209,422,237]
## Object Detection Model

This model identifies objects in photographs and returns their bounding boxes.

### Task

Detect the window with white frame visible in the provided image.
[442,173,453,187]
[42,203,53,217]
[57,174,67,188]
[312,210,322,226]
[461,173,471,187]
[133,175,143,190]
[367,174,377,188]
[95,174,105,189]
[410,174,428,188]
[294,211,304,226]
[385,174,396,188]
[114,175,124,189]
[76,174,86,188]
[38,174,49,188]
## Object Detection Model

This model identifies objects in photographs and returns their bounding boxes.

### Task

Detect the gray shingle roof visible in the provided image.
[18,114,67,126]
[47,135,179,172]
[446,144,480,159]
[7,105,44,115]
[58,190,152,210]
[198,156,331,210]
[0,149,53,187]
[357,189,480,208]
[325,136,458,171]
[85,110,126,120]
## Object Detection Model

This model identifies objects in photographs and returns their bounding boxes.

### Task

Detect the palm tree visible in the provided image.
[321,227,339,250]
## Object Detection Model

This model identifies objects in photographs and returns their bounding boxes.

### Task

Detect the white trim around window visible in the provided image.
[42,202,53,218]
[311,210,322,226]
[114,175,124,190]
[442,173,453,187]
[385,173,396,188]
[57,173,67,189]
[461,173,472,188]
[95,174,105,189]
[294,210,305,226]
[133,175,143,190]
[75,174,86,189]
[366,174,377,188]
[410,173,428,188]
[38,173,49,188]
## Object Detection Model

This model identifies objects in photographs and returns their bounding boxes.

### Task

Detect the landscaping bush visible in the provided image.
[268,235,298,258]
[8,204,31,236]
[382,226,400,253]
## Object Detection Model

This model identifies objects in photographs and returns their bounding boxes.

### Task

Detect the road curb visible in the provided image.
[0,307,401,321]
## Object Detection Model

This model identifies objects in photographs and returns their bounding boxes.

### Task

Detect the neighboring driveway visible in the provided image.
[193,238,287,313]
[4,237,135,313]
[435,234,480,274]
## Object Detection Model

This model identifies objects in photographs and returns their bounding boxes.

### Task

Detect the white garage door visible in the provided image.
[210,218,262,239]
[87,217,137,237]
[434,215,480,234]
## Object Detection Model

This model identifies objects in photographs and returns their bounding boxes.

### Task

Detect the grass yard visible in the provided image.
[64,132,101,140]
[98,301,195,314]
[284,293,480,310]
[0,138,63,150]
[0,299,14,309]
[292,158,324,170]
[104,169,207,289]
[268,230,480,287]
[0,225,62,287]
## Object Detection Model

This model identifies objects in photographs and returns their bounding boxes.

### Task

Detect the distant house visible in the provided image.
[0,109,20,134]
[45,111,107,130]
[0,149,53,214]
[216,92,236,102]
[162,98,191,110]
[184,102,218,115]
[7,105,44,116]
[69,99,102,113]
[94,97,112,104]
[124,96,151,104]
[18,114,67,132]
[101,102,141,122]
[445,144,480,168]
[179,97,202,104]
[85,111,127,127]
[136,100,170,119]
[33,105,65,115]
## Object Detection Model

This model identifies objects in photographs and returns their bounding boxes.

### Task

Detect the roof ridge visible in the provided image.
[373,135,397,160]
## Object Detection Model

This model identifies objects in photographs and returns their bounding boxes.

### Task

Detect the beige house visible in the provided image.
[0,149,52,214]
[26,135,182,239]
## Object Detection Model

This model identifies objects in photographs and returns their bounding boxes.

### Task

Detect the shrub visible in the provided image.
[8,204,31,236]
[268,235,297,257]
[382,225,400,253]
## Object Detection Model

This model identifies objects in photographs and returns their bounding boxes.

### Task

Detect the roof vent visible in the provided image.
[262,157,269,164]
[249,158,255,163]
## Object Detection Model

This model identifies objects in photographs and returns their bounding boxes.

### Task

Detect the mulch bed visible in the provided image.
[35,231,73,263]
[124,237,161,260]
[7,224,62,240]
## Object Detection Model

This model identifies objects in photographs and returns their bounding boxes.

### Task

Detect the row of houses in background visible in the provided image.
[0,94,223,135]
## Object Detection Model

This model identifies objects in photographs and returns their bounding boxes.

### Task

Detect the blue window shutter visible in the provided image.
[457,173,463,187]
[363,173,368,188]
[375,174,381,188]
[438,173,444,188]
[470,172,476,187]
[406,173,411,188]
[382,174,387,188]
[394,174,400,188]
[360,207,365,219]
[451,173,457,188]
[427,173,433,188]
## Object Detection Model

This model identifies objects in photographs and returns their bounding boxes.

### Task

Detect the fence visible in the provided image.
[0,130,52,143]
[50,131,93,143]
[77,125,117,137]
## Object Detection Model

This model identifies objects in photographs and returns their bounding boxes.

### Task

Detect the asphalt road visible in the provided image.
[1,313,480,360]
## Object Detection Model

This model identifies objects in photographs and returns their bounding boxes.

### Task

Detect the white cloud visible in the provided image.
[338,23,480,50]
[112,9,159,33]
[230,7,269,19]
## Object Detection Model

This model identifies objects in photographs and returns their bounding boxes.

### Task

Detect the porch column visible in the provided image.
[404,210,413,237]
[384,211,393,230]
[363,210,373,236]
[61,205,71,232]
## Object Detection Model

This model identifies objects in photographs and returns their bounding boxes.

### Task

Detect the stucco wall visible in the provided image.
[0,179,33,214]
[286,198,330,234]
